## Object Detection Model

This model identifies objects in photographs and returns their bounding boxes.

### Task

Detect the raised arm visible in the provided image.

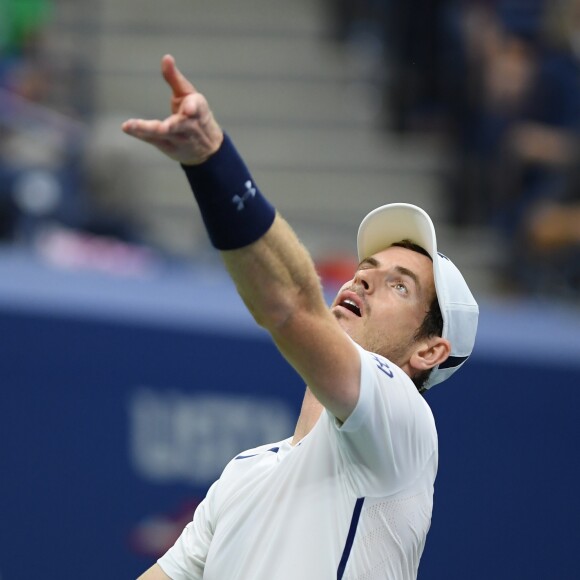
[122,55,360,422]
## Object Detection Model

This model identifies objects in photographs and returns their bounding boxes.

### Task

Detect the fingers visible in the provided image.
[121,118,185,160]
[121,118,184,151]
[122,107,199,141]
[121,72,222,165]
[121,115,200,151]
[161,54,196,98]
[122,118,166,139]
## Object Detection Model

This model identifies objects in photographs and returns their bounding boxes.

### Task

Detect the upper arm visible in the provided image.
[270,305,361,422]
[137,563,171,580]
[221,214,362,422]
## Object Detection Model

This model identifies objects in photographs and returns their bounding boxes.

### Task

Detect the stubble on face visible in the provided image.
[330,246,435,368]
[331,299,415,368]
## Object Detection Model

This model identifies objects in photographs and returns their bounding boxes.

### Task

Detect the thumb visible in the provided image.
[161,54,196,98]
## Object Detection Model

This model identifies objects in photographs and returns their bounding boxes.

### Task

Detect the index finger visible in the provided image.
[161,54,196,97]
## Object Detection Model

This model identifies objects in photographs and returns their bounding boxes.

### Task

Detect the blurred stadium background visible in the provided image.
[0,0,579,578]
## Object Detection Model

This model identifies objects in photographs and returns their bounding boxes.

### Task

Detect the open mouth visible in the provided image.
[339,299,361,317]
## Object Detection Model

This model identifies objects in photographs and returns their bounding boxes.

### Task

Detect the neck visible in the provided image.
[292,387,323,446]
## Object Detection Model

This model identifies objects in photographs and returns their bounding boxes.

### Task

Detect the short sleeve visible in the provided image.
[157,481,218,580]
[329,343,437,497]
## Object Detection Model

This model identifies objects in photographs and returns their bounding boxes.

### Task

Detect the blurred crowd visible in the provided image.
[0,0,156,276]
[1,1,579,295]
[328,0,580,298]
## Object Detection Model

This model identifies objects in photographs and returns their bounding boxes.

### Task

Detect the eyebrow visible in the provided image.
[357,258,421,292]
[357,257,379,269]
[394,266,421,292]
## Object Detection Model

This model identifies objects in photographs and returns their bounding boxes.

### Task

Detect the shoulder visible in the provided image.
[342,342,435,435]
[219,438,290,475]
[231,439,289,461]
[355,342,421,405]
[329,344,437,495]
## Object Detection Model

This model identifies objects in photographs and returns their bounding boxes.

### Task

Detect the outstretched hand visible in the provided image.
[122,55,223,165]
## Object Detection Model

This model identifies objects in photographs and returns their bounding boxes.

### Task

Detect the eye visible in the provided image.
[394,281,408,295]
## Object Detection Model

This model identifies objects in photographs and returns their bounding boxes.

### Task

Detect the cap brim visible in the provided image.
[357,203,437,262]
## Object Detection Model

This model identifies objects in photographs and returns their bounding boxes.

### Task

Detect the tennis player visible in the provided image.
[123,55,479,580]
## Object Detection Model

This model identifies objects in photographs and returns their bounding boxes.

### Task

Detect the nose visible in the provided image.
[353,269,371,292]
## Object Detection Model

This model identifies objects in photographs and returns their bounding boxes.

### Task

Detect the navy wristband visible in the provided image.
[181,134,276,250]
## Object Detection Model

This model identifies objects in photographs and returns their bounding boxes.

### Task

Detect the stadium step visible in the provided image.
[43,0,499,297]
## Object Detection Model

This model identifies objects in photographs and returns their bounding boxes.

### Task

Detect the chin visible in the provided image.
[337,316,358,340]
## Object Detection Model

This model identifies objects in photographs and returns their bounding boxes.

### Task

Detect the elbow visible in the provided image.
[250,295,298,332]
[250,284,321,335]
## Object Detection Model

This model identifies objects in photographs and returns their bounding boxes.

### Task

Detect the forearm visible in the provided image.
[510,123,577,166]
[180,134,327,329]
[221,214,327,331]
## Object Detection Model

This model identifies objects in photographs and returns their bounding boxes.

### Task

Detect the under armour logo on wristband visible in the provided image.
[232,180,257,211]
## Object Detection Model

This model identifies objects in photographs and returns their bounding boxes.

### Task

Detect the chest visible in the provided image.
[203,429,356,578]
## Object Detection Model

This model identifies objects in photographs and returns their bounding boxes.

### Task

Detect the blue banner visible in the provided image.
[0,255,579,579]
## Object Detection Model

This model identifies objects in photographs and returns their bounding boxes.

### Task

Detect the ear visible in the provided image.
[409,337,451,374]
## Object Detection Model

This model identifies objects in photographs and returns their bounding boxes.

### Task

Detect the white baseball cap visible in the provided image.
[357,203,479,389]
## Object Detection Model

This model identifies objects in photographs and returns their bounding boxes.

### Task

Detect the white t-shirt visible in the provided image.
[158,343,438,579]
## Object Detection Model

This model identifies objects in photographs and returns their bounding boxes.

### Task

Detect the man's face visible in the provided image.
[330,245,436,368]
